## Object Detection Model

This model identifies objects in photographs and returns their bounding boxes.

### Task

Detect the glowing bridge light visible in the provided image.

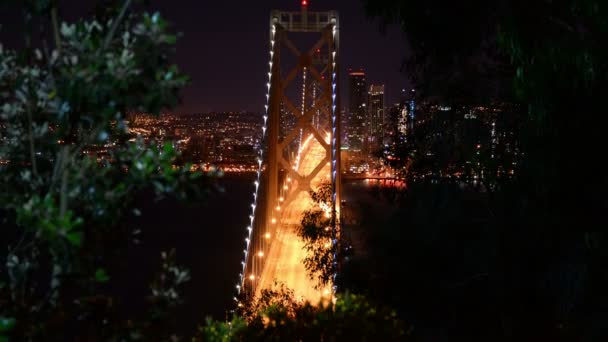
[271,218,277,224]
[249,274,255,281]
[258,251,264,257]
[265,232,271,239]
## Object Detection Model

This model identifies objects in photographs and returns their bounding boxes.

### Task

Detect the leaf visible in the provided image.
[95,269,110,283]
[66,231,83,247]
[164,34,177,44]
[0,317,16,333]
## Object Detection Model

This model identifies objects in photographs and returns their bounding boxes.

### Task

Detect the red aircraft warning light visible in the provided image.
[302,0,308,6]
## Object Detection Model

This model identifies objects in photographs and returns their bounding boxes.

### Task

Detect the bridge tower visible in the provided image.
[237,1,341,298]
[267,2,341,229]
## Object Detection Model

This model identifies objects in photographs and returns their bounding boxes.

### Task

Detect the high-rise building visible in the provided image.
[367,84,385,151]
[393,88,415,141]
[397,103,408,137]
[385,102,407,145]
[347,69,367,151]
[407,88,416,134]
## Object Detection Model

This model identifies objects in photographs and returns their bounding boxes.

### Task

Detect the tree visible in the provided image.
[0,1,208,339]
[363,0,608,339]
[295,183,345,289]
[235,281,301,321]
[363,0,608,213]
[200,293,411,341]
[364,0,514,105]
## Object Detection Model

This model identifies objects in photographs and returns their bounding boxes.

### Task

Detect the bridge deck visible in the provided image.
[257,136,331,303]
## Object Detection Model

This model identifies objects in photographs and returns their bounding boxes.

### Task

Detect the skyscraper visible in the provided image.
[347,69,367,152]
[367,84,385,151]
[407,88,416,134]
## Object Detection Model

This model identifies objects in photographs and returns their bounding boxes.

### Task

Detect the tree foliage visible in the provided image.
[235,281,301,321]
[299,209,334,289]
[364,0,513,104]
[200,293,411,342]
[364,0,608,199]
[0,1,209,339]
[361,0,608,339]
[294,183,339,289]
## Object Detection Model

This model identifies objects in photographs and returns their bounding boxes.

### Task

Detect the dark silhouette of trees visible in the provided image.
[200,293,411,342]
[356,0,608,340]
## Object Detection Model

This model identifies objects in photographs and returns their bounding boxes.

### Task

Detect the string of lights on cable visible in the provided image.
[330,21,339,294]
[234,23,277,299]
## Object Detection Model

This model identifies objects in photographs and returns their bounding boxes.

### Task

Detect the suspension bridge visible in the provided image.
[235,1,341,304]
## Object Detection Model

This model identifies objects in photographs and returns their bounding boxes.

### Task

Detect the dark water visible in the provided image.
[129,177,385,334]
[129,175,255,333]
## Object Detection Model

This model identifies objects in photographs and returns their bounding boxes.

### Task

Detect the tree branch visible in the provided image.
[59,146,70,217]
[51,7,61,53]
[103,0,133,50]
[26,106,38,177]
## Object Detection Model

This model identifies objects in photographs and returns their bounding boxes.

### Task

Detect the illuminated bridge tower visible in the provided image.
[236,1,341,299]
[267,3,341,213]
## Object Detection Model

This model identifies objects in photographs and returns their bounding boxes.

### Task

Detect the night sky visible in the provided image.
[1,0,410,113]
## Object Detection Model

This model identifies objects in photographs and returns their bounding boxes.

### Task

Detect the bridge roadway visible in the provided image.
[257,135,331,303]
